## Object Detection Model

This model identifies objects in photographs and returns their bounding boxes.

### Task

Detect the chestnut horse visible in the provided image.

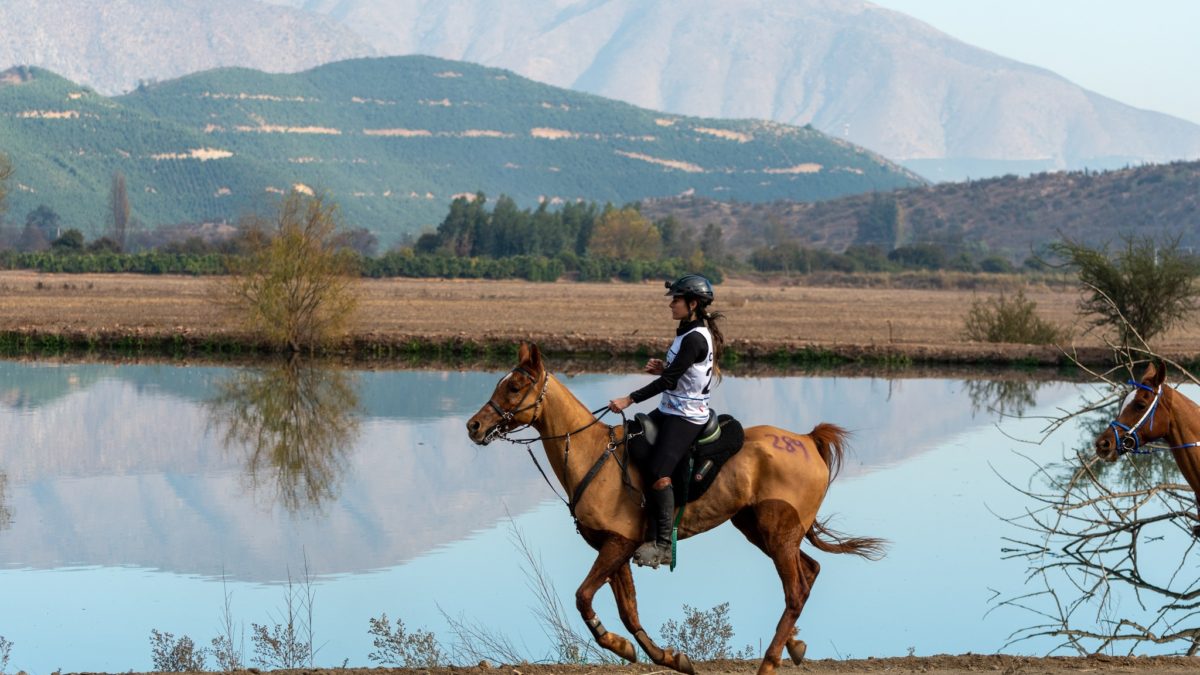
[466,344,885,675]
[1094,361,1200,535]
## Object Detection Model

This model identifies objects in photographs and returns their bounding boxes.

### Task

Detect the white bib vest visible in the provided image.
[658,326,714,423]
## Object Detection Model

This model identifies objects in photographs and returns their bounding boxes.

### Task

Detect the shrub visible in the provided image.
[367,614,444,667]
[659,603,756,661]
[1051,234,1200,346]
[961,289,1066,344]
[149,630,208,671]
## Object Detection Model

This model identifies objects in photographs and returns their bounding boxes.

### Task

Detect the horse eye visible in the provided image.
[508,382,522,393]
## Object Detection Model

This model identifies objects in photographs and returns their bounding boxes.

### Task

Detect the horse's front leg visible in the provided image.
[609,561,696,674]
[576,535,640,663]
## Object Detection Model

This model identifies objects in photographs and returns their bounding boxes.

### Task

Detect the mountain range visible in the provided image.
[0,57,920,242]
[3,0,1198,181]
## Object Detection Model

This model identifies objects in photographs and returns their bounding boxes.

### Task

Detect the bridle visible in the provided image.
[483,366,550,444]
[1107,380,1200,455]
[480,366,642,518]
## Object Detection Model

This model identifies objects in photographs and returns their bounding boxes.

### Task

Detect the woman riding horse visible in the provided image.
[467,336,884,675]
[607,273,725,568]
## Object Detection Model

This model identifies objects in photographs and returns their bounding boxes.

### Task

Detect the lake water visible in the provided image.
[1,360,1198,673]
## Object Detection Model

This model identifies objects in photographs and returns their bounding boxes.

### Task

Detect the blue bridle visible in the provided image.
[1108,380,1200,455]
[1109,380,1160,455]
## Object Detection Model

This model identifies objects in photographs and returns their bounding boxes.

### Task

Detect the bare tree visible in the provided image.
[992,298,1200,655]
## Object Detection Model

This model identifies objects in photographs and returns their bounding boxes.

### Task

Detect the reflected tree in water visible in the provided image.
[209,359,362,513]
[965,377,1046,419]
[997,356,1200,655]
[0,472,11,531]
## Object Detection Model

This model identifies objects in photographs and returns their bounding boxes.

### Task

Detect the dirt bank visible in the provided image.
[2,272,1198,367]
[175,654,1200,675]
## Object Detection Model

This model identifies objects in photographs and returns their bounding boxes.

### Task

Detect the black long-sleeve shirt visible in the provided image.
[629,319,708,404]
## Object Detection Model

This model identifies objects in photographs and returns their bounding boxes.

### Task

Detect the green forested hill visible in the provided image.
[0,57,922,244]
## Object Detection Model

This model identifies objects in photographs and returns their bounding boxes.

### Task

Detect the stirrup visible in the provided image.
[633,541,673,569]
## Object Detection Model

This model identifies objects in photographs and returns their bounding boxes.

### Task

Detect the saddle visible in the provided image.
[627,410,746,504]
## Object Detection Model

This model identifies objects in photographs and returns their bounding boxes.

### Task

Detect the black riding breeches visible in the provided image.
[642,408,705,481]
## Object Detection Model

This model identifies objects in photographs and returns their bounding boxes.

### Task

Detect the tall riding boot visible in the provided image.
[633,485,675,569]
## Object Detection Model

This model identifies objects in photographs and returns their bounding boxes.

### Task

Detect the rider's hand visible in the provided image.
[644,358,665,375]
[608,396,634,413]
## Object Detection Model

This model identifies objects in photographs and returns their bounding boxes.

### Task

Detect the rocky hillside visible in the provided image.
[0,58,921,243]
[641,160,1200,261]
[0,0,375,94]
[262,0,1200,181]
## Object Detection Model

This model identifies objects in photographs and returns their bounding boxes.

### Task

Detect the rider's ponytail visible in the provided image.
[698,304,725,382]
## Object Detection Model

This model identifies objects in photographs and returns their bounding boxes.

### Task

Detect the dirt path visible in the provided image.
[3,272,1198,365]
[230,654,1200,675]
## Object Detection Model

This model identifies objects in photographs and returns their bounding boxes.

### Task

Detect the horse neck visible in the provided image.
[1164,386,1200,447]
[532,374,616,492]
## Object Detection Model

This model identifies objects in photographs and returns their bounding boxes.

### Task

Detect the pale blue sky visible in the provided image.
[871,0,1200,125]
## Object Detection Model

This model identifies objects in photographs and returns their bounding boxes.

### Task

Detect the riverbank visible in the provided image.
[1,271,1197,368]
[115,654,1200,675]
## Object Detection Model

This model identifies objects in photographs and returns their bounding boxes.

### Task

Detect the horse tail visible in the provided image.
[809,422,848,480]
[806,422,888,560]
[806,521,888,560]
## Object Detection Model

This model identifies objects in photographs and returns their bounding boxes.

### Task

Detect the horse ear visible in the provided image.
[525,343,544,369]
[518,342,543,372]
[1146,359,1167,387]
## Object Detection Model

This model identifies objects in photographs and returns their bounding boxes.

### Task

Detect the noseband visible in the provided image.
[484,366,549,442]
[1109,380,1161,455]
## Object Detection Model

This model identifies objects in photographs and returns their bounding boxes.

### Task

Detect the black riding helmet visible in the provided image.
[664,273,714,304]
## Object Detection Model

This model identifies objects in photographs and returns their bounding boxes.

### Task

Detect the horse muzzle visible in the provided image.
[1093,435,1122,462]
[466,413,504,445]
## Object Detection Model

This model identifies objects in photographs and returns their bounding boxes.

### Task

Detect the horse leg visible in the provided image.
[608,562,696,675]
[731,502,811,675]
[784,550,821,665]
[575,535,639,663]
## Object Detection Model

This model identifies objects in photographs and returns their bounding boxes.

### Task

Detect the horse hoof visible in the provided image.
[677,652,695,675]
[786,638,807,664]
[1192,524,1200,538]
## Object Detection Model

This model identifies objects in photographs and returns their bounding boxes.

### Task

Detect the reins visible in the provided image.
[485,369,643,517]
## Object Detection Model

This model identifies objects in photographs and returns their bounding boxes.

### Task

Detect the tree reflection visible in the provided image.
[964,377,1045,418]
[0,472,11,531]
[209,358,361,514]
[998,442,1200,654]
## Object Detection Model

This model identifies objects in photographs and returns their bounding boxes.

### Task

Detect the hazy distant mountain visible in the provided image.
[0,0,375,95]
[263,0,1200,181]
[0,58,921,241]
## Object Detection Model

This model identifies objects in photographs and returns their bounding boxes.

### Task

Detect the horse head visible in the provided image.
[466,342,548,445]
[1095,360,1170,460]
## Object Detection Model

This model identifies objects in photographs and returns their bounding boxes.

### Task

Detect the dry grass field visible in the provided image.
[2,270,1199,365]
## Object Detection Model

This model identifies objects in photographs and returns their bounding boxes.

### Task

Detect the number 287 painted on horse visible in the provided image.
[466,343,886,675]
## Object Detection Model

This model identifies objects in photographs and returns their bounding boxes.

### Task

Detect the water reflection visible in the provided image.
[965,377,1046,418]
[0,361,1110,672]
[0,472,10,531]
[999,431,1200,654]
[208,358,362,513]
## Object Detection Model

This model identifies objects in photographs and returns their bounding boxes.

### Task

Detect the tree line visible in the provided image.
[0,181,723,282]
